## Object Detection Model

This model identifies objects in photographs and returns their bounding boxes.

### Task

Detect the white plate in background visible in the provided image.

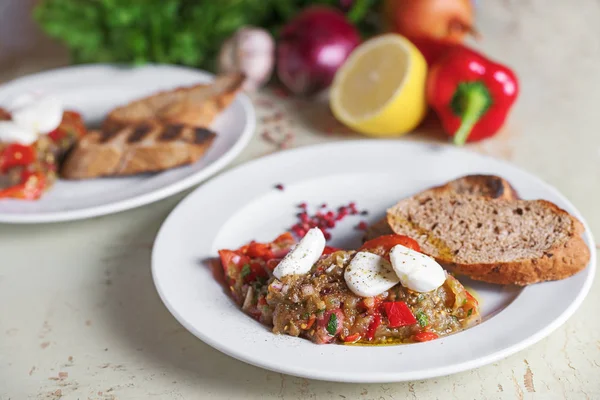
[0,64,255,223]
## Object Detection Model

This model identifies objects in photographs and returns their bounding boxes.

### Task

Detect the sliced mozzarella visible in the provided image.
[389,244,446,293]
[344,251,399,297]
[9,93,63,134]
[273,228,326,279]
[0,121,38,145]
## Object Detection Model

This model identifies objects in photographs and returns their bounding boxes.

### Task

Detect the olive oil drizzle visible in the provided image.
[386,213,455,261]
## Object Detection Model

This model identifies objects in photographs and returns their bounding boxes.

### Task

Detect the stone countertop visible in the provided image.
[0,1,599,399]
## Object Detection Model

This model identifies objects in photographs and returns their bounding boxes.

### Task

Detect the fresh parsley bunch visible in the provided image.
[34,0,381,70]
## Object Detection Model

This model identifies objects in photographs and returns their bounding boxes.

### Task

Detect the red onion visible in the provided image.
[276,6,361,96]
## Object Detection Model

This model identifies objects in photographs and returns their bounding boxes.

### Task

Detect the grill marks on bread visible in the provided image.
[60,120,216,179]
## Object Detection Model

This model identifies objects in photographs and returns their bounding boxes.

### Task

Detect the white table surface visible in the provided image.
[1,1,599,399]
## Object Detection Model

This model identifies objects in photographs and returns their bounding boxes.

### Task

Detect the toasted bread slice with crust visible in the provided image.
[61,121,216,179]
[386,193,589,285]
[103,72,244,132]
[364,175,519,241]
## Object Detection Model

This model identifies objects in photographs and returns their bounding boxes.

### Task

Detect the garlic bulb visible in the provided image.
[218,27,275,91]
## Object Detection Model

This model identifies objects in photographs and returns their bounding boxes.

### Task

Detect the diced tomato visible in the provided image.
[0,171,46,200]
[365,313,382,341]
[257,296,267,307]
[266,258,281,271]
[246,242,275,260]
[343,333,361,343]
[218,250,250,284]
[383,301,417,328]
[322,246,341,255]
[47,128,65,142]
[245,262,268,283]
[359,234,421,257]
[0,144,36,172]
[273,232,295,246]
[413,332,439,342]
[48,110,86,142]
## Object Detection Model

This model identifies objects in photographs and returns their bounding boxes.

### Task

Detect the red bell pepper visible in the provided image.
[427,45,519,145]
[383,301,417,328]
[409,37,458,66]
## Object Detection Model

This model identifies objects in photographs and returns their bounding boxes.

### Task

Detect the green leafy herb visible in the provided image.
[326,313,338,335]
[416,311,428,327]
[302,312,311,319]
[240,264,251,279]
[467,308,473,317]
[34,0,382,70]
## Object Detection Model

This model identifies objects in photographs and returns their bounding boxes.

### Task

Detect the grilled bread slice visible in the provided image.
[103,72,244,131]
[386,193,590,285]
[364,175,519,241]
[61,120,216,179]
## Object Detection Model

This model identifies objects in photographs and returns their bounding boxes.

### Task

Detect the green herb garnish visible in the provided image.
[416,311,428,327]
[34,0,381,70]
[467,308,473,317]
[326,313,338,335]
[240,264,251,278]
[302,312,311,319]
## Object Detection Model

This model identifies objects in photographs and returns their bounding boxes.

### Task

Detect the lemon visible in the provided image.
[330,34,428,137]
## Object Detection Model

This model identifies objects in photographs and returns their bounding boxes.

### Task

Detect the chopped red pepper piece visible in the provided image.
[322,246,341,255]
[343,333,361,343]
[383,301,417,328]
[0,144,36,173]
[218,250,250,284]
[246,242,275,260]
[413,332,439,342]
[0,171,46,200]
[365,313,381,341]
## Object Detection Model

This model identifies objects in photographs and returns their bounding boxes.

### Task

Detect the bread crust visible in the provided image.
[386,193,590,285]
[61,74,240,179]
[103,73,244,132]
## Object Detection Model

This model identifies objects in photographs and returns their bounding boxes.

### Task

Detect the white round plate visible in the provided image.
[0,64,255,223]
[152,141,595,383]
